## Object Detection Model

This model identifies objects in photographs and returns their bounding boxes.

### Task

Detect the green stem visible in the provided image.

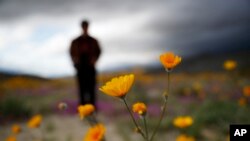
[150,72,170,141]
[86,117,95,126]
[149,101,167,141]
[91,114,98,124]
[168,72,170,96]
[122,98,147,140]
[143,116,149,140]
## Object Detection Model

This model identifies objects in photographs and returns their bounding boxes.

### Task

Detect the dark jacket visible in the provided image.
[70,35,101,70]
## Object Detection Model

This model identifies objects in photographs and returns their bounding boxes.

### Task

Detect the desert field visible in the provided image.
[1,67,250,141]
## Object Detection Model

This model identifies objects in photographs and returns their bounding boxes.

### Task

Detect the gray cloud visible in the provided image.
[142,0,250,54]
[0,0,249,76]
[0,0,156,22]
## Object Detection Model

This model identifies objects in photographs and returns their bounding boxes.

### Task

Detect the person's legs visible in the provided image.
[89,79,96,107]
[77,71,87,105]
[86,68,97,107]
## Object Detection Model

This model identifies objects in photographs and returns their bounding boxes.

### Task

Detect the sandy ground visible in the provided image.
[0,115,143,141]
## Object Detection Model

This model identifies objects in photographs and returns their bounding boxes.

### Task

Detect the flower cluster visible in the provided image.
[99,52,182,141]
[77,103,106,141]
[5,114,43,141]
[173,116,195,141]
[5,51,183,141]
[238,85,250,106]
[5,125,21,141]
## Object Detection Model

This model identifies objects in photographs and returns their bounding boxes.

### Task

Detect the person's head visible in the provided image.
[81,20,89,35]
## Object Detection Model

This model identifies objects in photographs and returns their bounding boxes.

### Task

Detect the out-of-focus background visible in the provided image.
[0,0,250,141]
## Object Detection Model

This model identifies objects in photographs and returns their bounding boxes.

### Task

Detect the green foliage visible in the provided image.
[189,100,250,137]
[0,97,32,118]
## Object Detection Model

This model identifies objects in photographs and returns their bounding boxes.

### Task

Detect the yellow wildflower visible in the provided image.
[11,124,21,134]
[176,134,195,141]
[132,102,147,115]
[27,114,42,128]
[173,116,193,128]
[192,82,202,92]
[83,124,105,141]
[78,104,95,120]
[5,136,17,141]
[160,52,181,71]
[223,60,237,71]
[243,86,250,97]
[238,97,247,107]
[99,74,135,98]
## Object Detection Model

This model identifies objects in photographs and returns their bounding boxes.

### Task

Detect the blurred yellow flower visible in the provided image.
[160,52,181,71]
[238,97,247,107]
[192,82,202,92]
[173,116,193,128]
[176,134,195,141]
[132,102,147,115]
[11,124,21,134]
[243,86,250,97]
[99,74,135,98]
[27,114,42,128]
[78,104,95,120]
[83,124,105,141]
[5,136,17,141]
[223,60,237,71]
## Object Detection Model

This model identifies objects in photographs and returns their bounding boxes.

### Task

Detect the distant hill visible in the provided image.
[0,71,48,81]
[145,48,250,74]
[179,49,250,72]
[0,47,249,79]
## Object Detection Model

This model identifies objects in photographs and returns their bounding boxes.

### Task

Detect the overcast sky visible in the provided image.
[0,0,249,77]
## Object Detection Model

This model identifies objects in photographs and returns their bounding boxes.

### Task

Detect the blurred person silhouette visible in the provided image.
[70,20,101,108]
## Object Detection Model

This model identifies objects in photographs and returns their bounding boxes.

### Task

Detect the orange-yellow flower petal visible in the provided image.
[176,134,195,141]
[99,74,135,98]
[27,114,42,128]
[243,86,250,97]
[223,60,237,71]
[11,124,21,134]
[5,136,17,141]
[160,52,182,71]
[173,116,193,129]
[132,102,147,115]
[83,124,105,141]
[78,104,95,120]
